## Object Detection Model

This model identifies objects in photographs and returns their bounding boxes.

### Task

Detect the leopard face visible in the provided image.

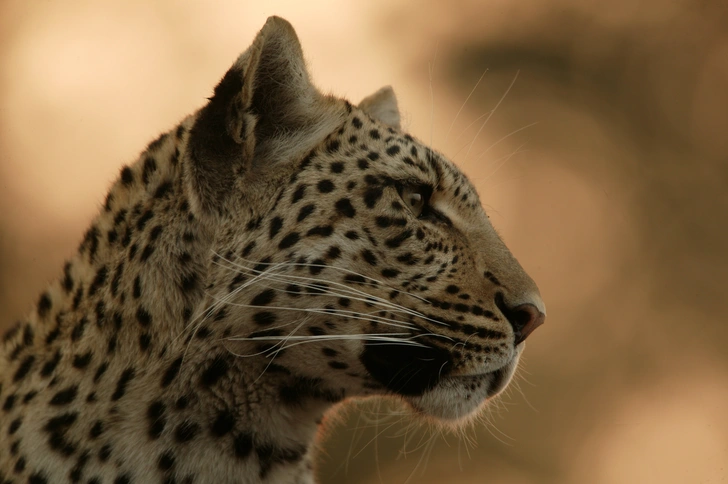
[0,16,544,483]
[186,24,545,421]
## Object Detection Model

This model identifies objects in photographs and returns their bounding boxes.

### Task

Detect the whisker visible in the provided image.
[445,68,488,143]
[464,70,520,162]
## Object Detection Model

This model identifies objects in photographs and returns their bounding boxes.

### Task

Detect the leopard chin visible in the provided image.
[360,338,523,421]
[407,348,522,421]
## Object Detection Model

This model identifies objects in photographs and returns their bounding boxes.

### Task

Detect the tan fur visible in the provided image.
[0,16,543,484]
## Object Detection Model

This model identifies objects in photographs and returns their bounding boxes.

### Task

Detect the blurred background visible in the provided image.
[1,1,727,482]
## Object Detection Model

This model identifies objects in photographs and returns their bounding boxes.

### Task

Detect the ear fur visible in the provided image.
[185,16,345,213]
[358,86,401,129]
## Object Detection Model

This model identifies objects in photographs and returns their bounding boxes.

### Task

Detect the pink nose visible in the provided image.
[495,294,545,345]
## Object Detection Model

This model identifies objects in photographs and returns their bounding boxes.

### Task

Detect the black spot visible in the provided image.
[82,225,100,261]
[484,271,501,286]
[291,184,307,204]
[162,357,183,388]
[94,300,106,327]
[8,416,22,434]
[269,217,284,239]
[89,420,104,439]
[251,289,276,306]
[147,400,167,439]
[72,351,92,370]
[136,307,152,327]
[114,473,131,484]
[154,181,172,199]
[139,332,152,352]
[210,409,236,437]
[352,117,363,128]
[343,274,368,285]
[345,230,360,240]
[175,395,190,410]
[158,450,176,471]
[120,166,134,186]
[112,368,136,401]
[241,241,256,257]
[367,151,380,161]
[62,262,74,293]
[37,352,57,380]
[386,145,401,156]
[363,187,384,208]
[50,385,78,405]
[128,243,138,261]
[137,210,153,231]
[326,140,341,153]
[13,355,35,383]
[385,229,413,248]
[107,335,118,354]
[278,232,301,249]
[98,444,112,462]
[381,268,400,278]
[37,292,52,319]
[296,204,315,222]
[306,225,333,237]
[317,180,335,193]
[234,433,253,459]
[93,362,109,383]
[357,158,369,170]
[23,390,38,403]
[142,156,157,184]
[335,198,356,218]
[326,246,341,260]
[328,361,349,370]
[330,161,344,173]
[70,317,89,342]
[309,259,326,275]
[200,356,230,387]
[44,324,60,345]
[180,272,198,293]
[253,312,277,325]
[133,276,142,298]
[140,244,155,262]
[110,262,124,297]
[361,249,378,266]
[69,449,90,482]
[29,472,49,484]
[369,129,380,139]
[149,225,163,242]
[174,421,200,443]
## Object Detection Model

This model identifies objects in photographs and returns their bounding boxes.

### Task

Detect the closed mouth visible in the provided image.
[360,337,520,401]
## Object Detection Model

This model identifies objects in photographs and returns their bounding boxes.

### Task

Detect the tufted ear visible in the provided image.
[358,86,400,129]
[185,16,345,213]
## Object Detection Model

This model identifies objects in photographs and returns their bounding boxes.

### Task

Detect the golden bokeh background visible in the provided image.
[1,1,727,483]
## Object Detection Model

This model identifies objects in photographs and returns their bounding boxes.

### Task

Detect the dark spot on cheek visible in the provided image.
[317,180,335,193]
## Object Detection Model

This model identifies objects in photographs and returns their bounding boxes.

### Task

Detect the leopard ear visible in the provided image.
[185,16,344,213]
[358,86,401,129]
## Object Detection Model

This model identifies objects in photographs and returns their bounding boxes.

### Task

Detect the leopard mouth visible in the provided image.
[360,339,522,420]
[406,354,521,421]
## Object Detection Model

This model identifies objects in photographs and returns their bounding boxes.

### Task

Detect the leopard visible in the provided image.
[0,16,545,484]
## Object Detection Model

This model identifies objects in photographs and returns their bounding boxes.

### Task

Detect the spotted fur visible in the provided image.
[0,17,544,484]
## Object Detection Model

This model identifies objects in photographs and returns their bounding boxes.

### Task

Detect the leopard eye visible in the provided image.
[401,186,427,217]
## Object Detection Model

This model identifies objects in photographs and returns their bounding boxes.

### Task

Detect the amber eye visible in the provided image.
[401,186,427,217]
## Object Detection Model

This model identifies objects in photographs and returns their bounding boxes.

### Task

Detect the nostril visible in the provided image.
[494,293,545,345]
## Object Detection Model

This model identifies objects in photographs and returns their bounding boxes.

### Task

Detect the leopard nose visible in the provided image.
[495,293,545,345]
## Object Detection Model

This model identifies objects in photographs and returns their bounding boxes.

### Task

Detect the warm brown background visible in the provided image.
[2,1,726,483]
